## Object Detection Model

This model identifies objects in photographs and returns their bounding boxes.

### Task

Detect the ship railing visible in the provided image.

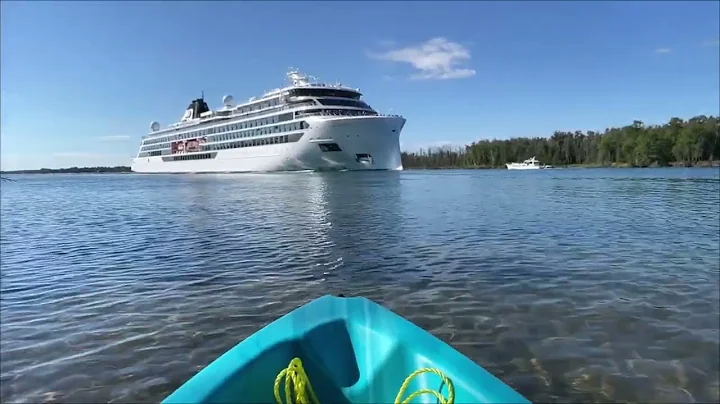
[295,111,404,119]
[142,106,402,140]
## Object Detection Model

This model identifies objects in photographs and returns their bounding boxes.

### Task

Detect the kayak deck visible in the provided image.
[163,295,530,404]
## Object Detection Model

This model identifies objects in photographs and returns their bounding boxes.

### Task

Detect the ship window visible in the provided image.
[290,88,361,99]
[317,99,372,109]
[318,143,342,152]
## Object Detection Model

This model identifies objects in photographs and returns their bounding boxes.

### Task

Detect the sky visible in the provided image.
[1,1,718,170]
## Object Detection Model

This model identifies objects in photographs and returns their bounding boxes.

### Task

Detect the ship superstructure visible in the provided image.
[131,69,405,173]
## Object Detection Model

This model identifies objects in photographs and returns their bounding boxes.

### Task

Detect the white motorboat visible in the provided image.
[505,156,553,170]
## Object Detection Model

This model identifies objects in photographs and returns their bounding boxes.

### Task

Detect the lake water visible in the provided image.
[1,168,719,403]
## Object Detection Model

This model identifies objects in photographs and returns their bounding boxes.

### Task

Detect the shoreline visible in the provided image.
[1,161,718,175]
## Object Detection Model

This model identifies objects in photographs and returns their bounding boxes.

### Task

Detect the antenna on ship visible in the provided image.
[201,90,204,99]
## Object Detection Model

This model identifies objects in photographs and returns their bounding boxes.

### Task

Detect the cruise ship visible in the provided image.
[131,69,406,173]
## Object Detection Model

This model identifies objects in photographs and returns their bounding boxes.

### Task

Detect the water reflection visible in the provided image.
[0,170,718,404]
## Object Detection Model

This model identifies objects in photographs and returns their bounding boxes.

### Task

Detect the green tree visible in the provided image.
[401,115,720,169]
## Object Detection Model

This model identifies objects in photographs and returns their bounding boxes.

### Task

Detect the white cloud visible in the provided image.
[655,48,672,54]
[701,39,720,47]
[369,37,476,80]
[98,135,131,142]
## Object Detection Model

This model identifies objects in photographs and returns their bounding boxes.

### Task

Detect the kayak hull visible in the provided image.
[163,295,530,404]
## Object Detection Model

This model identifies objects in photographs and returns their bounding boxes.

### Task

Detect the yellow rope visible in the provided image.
[394,367,455,404]
[274,358,320,404]
[273,358,454,404]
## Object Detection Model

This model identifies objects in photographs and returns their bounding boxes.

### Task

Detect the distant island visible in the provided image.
[401,115,719,169]
[2,116,717,174]
[0,166,132,174]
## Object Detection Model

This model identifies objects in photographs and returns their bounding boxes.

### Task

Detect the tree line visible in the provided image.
[0,166,132,174]
[401,115,720,169]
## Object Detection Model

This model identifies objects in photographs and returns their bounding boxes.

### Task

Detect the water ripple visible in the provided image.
[1,168,719,403]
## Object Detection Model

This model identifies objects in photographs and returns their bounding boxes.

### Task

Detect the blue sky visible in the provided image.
[1,1,718,170]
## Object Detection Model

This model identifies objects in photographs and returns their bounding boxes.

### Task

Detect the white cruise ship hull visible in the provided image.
[130,115,404,174]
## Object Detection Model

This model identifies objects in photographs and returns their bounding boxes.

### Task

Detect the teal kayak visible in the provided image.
[163,295,531,404]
